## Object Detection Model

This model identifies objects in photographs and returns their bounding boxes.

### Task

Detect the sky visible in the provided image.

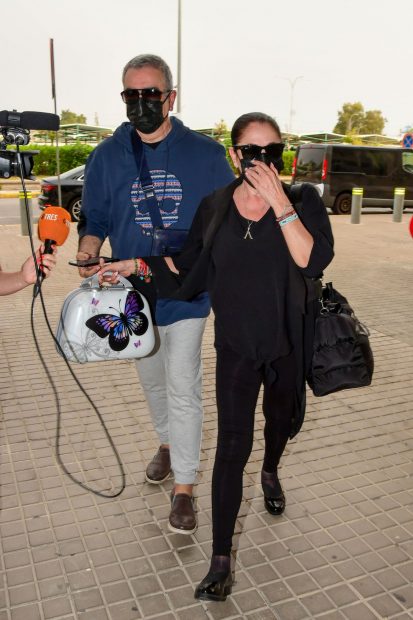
[2,0,413,138]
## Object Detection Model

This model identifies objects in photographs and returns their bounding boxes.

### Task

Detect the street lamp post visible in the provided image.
[287,75,303,142]
[176,0,181,116]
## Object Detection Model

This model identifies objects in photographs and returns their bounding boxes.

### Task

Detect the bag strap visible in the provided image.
[130,128,164,229]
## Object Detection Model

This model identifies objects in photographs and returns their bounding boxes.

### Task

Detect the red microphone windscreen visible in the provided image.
[38,206,71,246]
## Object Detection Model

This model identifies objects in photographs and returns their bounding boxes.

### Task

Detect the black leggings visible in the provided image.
[212,347,296,556]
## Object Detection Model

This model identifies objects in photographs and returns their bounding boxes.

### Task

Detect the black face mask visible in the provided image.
[241,153,284,172]
[240,154,284,187]
[127,98,167,134]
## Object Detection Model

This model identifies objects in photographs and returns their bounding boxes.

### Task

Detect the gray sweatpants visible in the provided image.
[135,317,207,485]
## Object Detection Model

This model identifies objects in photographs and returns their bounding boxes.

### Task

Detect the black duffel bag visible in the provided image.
[307,282,374,397]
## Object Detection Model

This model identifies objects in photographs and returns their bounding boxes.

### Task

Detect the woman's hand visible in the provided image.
[97,259,135,285]
[22,245,57,285]
[244,161,291,217]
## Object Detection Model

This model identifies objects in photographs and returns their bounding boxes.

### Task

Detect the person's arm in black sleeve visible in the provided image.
[141,197,209,299]
[296,184,334,278]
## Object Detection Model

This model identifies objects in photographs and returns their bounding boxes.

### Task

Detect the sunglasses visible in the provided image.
[234,142,285,160]
[120,88,172,104]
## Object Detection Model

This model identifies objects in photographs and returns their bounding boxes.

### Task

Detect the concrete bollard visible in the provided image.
[351,188,363,224]
[392,187,405,223]
[19,190,33,237]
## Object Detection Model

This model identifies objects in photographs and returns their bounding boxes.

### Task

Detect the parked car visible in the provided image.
[291,144,413,214]
[38,165,85,221]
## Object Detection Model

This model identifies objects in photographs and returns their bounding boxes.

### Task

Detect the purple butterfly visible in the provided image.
[85,291,149,352]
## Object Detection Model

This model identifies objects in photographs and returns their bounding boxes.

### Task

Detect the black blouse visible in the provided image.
[210,201,291,363]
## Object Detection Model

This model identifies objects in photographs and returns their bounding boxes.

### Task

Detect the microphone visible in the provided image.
[0,110,60,131]
[35,206,71,296]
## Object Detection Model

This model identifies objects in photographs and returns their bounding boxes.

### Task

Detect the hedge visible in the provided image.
[18,144,94,176]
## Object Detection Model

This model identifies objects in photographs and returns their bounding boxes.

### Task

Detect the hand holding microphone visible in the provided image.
[34,206,71,296]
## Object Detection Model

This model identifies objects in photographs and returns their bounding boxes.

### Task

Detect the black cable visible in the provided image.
[30,291,126,498]
[16,145,126,498]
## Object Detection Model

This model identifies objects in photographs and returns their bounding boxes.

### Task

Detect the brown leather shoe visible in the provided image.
[168,492,197,535]
[145,446,172,484]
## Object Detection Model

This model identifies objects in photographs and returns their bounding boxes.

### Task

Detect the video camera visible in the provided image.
[0,109,59,179]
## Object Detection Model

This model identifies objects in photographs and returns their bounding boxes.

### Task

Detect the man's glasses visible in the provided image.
[121,88,172,104]
[234,143,285,160]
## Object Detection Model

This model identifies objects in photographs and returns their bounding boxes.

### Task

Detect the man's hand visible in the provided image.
[76,251,103,278]
[77,235,104,278]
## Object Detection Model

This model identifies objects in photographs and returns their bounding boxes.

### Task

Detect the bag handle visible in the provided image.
[80,274,135,290]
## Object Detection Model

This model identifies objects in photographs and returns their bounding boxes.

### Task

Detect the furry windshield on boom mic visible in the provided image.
[0,110,60,131]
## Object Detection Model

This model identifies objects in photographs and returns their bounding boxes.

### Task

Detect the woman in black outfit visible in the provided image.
[168,112,335,602]
[99,112,334,602]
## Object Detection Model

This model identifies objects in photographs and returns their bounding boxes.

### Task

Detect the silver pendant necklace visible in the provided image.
[244,220,254,240]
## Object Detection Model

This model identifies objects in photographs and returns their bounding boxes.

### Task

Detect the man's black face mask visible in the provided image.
[127,98,168,134]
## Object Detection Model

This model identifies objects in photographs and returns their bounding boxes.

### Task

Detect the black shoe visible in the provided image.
[264,492,286,515]
[194,569,232,602]
[261,470,285,516]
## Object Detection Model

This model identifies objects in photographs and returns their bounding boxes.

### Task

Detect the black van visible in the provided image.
[291,144,413,214]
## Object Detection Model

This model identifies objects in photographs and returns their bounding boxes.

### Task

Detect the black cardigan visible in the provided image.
[147,179,334,437]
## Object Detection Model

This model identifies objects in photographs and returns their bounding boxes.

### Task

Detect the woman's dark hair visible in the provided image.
[231,112,281,145]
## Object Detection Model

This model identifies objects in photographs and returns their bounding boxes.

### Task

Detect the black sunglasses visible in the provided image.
[234,142,285,160]
[120,88,172,104]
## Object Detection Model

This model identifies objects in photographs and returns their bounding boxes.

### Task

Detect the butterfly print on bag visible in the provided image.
[85,291,149,352]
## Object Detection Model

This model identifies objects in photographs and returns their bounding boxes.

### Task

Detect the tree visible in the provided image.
[60,109,87,125]
[363,110,386,135]
[333,102,386,135]
[213,119,229,142]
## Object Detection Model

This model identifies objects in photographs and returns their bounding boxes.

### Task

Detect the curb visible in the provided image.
[0,192,40,199]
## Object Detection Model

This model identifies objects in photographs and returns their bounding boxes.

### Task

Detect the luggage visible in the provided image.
[56,275,155,363]
[307,282,374,397]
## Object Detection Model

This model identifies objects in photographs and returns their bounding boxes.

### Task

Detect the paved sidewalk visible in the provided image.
[0,214,412,620]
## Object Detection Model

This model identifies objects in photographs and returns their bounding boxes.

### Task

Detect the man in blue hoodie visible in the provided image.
[77,54,234,534]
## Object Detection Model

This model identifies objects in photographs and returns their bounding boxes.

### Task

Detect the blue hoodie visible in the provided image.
[80,118,234,324]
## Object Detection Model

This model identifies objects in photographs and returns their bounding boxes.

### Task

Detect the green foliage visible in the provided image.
[60,109,87,125]
[214,119,229,142]
[18,144,94,176]
[363,110,386,134]
[333,102,386,135]
[281,150,294,175]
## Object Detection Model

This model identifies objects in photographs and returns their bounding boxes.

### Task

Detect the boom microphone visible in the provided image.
[35,206,72,296]
[0,110,60,131]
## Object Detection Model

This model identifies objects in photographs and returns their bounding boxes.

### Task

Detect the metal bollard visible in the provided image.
[351,188,363,224]
[19,190,33,236]
[392,187,405,223]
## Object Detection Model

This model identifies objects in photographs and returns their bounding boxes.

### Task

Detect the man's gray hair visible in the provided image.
[122,54,173,90]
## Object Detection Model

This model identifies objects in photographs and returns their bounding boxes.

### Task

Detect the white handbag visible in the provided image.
[56,275,155,363]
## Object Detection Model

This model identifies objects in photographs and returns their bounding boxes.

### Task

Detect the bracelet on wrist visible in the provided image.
[276,208,296,222]
[279,212,299,228]
[275,203,294,220]
[134,258,152,282]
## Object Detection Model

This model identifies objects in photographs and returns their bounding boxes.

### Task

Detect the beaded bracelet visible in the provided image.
[134,258,152,282]
[276,203,294,221]
[279,212,299,228]
[276,208,296,222]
